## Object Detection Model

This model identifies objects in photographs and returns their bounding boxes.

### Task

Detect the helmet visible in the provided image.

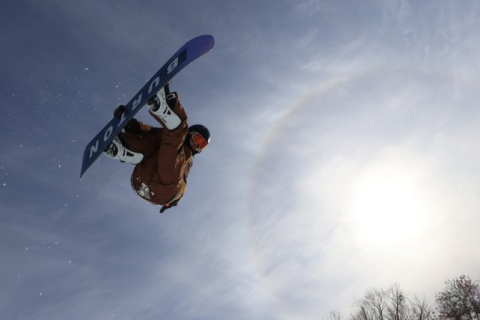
[188,124,210,154]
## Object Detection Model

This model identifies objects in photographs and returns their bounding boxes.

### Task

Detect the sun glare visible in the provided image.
[349,165,427,246]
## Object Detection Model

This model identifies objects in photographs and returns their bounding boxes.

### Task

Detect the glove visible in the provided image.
[160,199,179,213]
[114,105,126,119]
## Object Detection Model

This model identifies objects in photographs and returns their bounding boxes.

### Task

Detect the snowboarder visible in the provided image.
[103,84,210,213]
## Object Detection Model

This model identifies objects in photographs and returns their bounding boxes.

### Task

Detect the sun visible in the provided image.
[349,164,427,247]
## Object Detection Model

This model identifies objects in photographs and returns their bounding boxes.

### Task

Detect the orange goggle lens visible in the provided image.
[190,132,208,151]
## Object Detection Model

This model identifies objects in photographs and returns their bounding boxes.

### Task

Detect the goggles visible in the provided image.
[190,132,208,152]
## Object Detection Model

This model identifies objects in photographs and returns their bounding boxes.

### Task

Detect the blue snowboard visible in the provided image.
[80,35,215,178]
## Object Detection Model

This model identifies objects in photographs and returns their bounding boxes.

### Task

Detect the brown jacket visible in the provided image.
[119,94,193,206]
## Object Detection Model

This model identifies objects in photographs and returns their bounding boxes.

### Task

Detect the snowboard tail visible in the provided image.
[80,35,214,178]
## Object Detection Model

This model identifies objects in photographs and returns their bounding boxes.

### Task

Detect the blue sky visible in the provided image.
[1,0,480,319]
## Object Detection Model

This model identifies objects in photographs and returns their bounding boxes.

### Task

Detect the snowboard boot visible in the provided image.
[146,86,181,130]
[103,136,144,165]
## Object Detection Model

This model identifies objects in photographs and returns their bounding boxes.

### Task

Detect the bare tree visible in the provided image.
[435,275,480,320]
[387,284,407,320]
[350,284,436,320]
[325,310,343,320]
[409,296,436,320]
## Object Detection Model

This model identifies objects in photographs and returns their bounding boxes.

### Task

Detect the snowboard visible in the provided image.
[80,35,215,178]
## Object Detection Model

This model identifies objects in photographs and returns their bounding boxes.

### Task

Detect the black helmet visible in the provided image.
[188,124,210,154]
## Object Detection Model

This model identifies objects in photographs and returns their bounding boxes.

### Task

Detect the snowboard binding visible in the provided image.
[103,136,144,165]
[146,84,181,130]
